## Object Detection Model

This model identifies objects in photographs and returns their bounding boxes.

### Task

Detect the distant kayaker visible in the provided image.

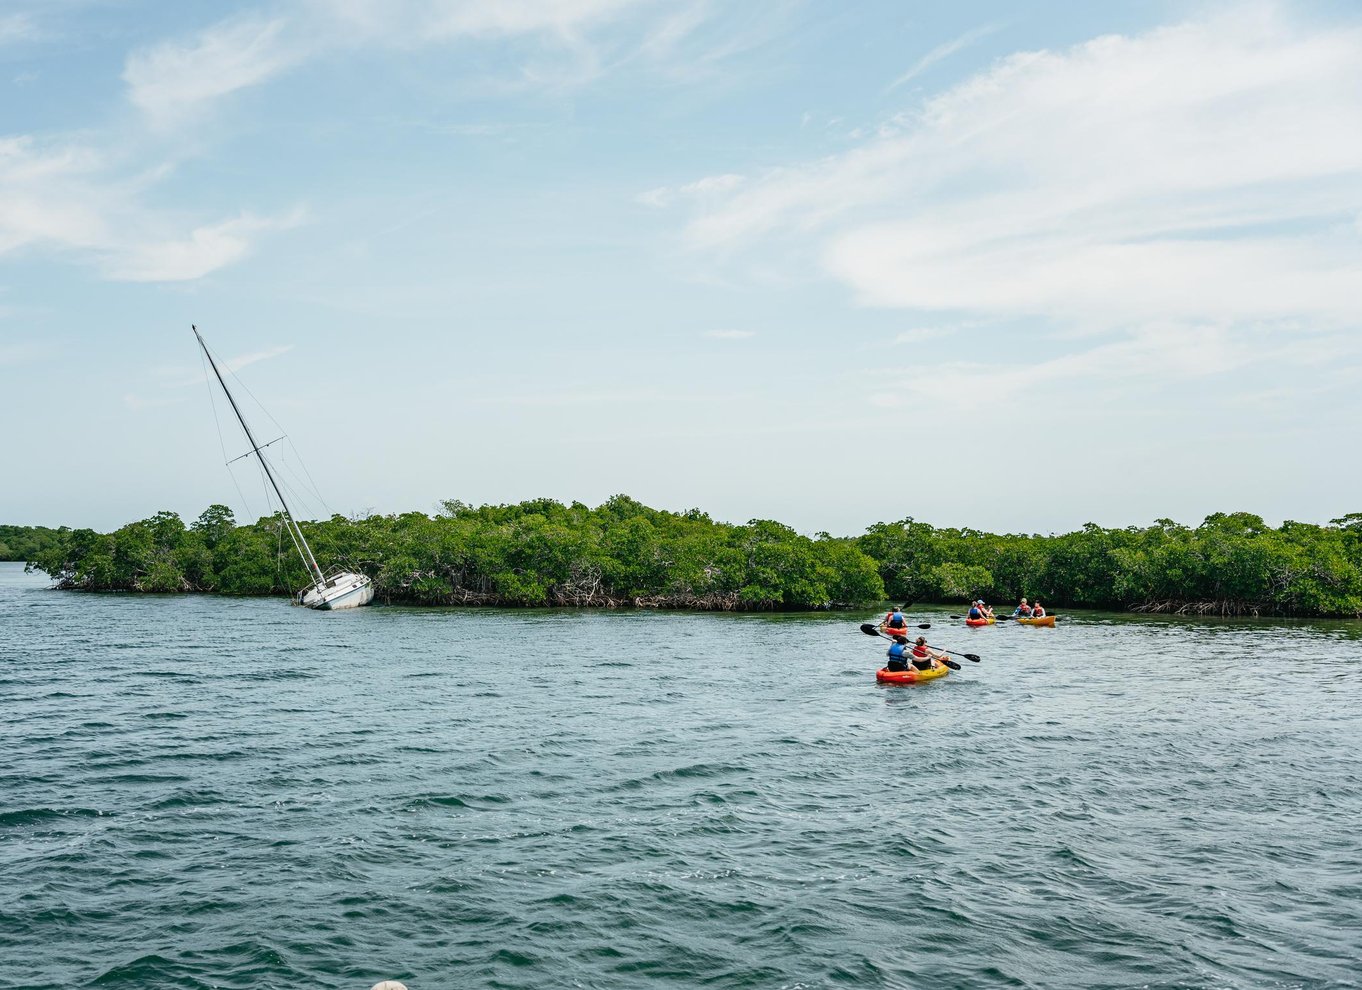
[978,600,995,619]
[910,636,945,670]
[883,607,909,631]
[1013,597,1033,617]
[1031,601,1047,618]
[886,635,911,672]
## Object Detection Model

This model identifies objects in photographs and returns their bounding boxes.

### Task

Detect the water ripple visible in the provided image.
[3,565,1362,989]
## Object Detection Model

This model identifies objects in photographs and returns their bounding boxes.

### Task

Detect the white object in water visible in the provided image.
[193,325,375,611]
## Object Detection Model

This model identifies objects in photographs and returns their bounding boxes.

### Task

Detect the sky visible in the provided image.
[2,0,1360,537]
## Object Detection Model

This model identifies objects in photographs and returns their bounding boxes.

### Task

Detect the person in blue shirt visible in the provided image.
[967,601,983,620]
[1012,597,1033,617]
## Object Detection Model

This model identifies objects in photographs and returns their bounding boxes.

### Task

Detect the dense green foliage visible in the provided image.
[859,512,1362,617]
[25,497,885,611]
[21,501,1362,616]
[0,525,65,562]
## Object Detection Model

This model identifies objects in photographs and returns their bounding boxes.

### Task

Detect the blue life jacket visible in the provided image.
[887,611,906,628]
[887,642,907,660]
[968,606,982,619]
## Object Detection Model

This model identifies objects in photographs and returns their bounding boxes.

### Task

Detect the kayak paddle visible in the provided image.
[858,623,970,667]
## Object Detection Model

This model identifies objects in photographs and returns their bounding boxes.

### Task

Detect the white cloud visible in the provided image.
[308,0,644,42]
[703,329,755,339]
[224,344,296,374]
[103,210,304,282]
[664,4,1362,405]
[0,13,37,46]
[123,16,302,127]
[0,135,302,282]
[893,327,949,344]
[122,0,678,125]
[886,22,1001,91]
[667,4,1362,398]
[635,172,746,209]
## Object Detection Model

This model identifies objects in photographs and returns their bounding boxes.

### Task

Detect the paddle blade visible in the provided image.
[941,657,961,670]
[963,653,981,662]
[860,623,881,636]
[949,614,963,619]
[917,623,932,629]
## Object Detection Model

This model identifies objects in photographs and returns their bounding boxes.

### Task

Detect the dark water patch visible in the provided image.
[0,807,105,828]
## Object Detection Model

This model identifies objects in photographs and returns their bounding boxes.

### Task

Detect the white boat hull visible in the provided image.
[300,572,375,610]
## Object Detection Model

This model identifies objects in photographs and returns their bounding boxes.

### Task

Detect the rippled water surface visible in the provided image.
[3,562,1361,989]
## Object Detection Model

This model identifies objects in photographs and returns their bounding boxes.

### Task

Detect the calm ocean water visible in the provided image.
[2,560,1361,989]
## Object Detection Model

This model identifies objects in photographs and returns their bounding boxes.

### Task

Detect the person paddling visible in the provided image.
[978,599,994,619]
[967,600,984,621]
[885,635,911,672]
[1012,597,1033,617]
[1031,601,1047,618]
[882,606,909,632]
[909,636,946,671]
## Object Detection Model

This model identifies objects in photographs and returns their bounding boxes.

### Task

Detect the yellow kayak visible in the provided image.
[876,664,950,685]
[1016,615,1056,627]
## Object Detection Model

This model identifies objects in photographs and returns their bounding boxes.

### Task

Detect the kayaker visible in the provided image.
[1032,601,1047,618]
[1012,597,1033,617]
[967,601,984,621]
[883,607,909,631]
[979,600,995,619]
[885,635,911,672]
[910,636,944,671]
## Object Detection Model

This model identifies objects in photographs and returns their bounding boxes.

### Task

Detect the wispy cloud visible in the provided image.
[102,209,305,282]
[123,16,302,128]
[886,22,1001,91]
[666,4,1362,396]
[0,13,38,46]
[120,0,713,126]
[636,172,745,209]
[472,385,722,406]
[0,135,304,282]
[893,327,949,345]
[224,344,295,374]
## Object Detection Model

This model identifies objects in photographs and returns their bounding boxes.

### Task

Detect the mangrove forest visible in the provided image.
[14,498,1362,617]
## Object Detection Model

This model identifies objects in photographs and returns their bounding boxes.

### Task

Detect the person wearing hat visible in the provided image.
[978,599,995,620]
[1012,597,1033,617]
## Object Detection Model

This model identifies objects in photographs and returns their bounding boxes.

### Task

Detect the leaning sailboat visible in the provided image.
[193,325,375,611]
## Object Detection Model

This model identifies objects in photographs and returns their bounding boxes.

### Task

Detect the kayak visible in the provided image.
[1016,615,1056,627]
[878,623,914,638]
[877,664,950,685]
[964,616,995,627]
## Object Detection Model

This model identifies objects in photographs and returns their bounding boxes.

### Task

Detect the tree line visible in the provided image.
[0,524,64,563]
[16,500,1362,617]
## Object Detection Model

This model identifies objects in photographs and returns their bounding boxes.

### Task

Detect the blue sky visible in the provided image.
[2,0,1360,536]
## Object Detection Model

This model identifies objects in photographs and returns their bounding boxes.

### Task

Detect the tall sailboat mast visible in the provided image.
[193,325,326,591]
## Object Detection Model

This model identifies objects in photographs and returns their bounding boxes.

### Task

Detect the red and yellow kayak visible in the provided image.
[876,664,951,685]
[965,616,995,627]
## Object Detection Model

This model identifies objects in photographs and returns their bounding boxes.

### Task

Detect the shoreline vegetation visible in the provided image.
[11,497,1362,618]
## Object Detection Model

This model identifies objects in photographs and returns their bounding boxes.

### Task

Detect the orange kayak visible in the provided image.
[1016,615,1056,627]
[876,664,950,685]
